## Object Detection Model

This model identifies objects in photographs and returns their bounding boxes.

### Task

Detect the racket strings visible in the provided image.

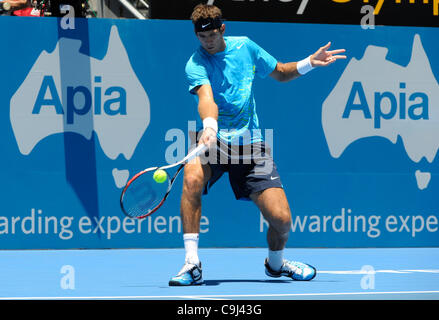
[121,163,186,219]
[122,172,169,218]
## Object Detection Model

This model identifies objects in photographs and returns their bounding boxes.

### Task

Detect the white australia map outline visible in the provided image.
[322,34,439,190]
[9,25,150,189]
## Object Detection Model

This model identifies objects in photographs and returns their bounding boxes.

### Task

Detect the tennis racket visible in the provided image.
[120,143,208,219]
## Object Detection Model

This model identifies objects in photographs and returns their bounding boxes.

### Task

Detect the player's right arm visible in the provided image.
[194,84,218,148]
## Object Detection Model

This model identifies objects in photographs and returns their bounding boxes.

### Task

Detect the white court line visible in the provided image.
[1,290,439,300]
[186,296,231,301]
[402,269,439,273]
[318,269,439,274]
[0,269,436,300]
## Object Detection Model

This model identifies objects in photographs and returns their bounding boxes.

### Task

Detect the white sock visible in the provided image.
[184,233,200,265]
[268,249,284,271]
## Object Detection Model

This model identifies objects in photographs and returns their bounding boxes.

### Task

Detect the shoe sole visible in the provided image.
[265,269,282,278]
[265,267,317,281]
[168,279,204,286]
[168,281,204,286]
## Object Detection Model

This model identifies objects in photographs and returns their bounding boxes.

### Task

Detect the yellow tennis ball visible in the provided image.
[153,169,167,183]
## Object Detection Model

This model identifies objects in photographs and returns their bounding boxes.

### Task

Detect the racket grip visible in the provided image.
[194,143,208,156]
[183,143,208,164]
[160,143,209,170]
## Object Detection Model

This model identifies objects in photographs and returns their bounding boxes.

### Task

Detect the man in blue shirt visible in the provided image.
[169,4,346,286]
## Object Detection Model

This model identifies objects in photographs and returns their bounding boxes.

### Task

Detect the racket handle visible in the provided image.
[159,144,208,170]
[183,143,208,163]
[193,143,208,156]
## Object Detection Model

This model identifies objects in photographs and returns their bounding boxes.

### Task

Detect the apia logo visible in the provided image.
[32,75,127,124]
[322,34,439,189]
[10,26,149,162]
[342,81,429,129]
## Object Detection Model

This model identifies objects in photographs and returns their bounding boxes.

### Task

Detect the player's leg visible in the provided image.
[250,187,291,251]
[236,142,316,281]
[250,187,316,281]
[180,158,211,234]
[169,157,211,286]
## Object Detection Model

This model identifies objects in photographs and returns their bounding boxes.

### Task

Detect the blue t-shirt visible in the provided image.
[185,36,277,145]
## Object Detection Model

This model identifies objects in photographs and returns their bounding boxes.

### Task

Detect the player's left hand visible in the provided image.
[310,42,346,67]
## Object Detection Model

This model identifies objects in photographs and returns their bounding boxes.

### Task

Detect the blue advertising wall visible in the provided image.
[1,16,438,249]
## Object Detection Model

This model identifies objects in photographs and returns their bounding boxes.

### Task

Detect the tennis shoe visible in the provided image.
[265,258,316,281]
[169,261,204,286]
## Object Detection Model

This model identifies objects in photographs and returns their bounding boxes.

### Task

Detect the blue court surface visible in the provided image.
[0,247,438,300]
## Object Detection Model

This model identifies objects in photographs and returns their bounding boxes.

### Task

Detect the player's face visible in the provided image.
[196,25,226,55]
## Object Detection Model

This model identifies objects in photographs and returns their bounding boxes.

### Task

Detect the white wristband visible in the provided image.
[297,56,314,75]
[203,117,218,133]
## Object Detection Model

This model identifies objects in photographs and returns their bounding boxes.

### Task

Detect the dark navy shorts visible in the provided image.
[197,139,283,201]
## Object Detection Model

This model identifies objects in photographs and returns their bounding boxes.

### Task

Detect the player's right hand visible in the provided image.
[199,127,217,148]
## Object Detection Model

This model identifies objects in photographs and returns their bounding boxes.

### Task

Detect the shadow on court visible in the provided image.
[202,279,343,286]
[121,279,293,288]
[203,279,291,286]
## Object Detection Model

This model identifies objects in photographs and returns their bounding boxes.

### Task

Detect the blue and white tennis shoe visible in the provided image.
[264,258,316,281]
[169,261,204,286]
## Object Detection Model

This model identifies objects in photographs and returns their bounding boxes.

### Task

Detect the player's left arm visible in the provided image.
[270,42,346,82]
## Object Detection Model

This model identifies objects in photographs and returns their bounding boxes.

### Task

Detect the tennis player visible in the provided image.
[169,4,346,286]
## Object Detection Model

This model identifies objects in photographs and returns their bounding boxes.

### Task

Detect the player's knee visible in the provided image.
[280,217,292,234]
[273,211,292,234]
[183,173,205,195]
